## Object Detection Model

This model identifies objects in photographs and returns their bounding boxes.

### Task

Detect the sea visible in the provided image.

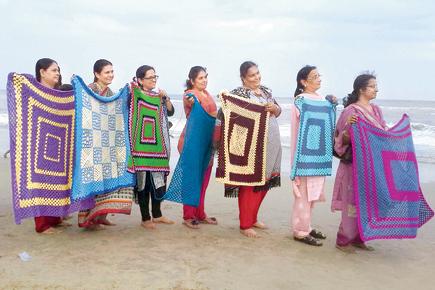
[1,89,434,182]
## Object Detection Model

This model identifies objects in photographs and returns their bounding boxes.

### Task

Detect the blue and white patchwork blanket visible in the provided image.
[71,75,135,201]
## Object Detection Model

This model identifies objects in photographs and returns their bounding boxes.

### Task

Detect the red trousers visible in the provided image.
[183,165,212,220]
[34,216,62,233]
[238,186,267,230]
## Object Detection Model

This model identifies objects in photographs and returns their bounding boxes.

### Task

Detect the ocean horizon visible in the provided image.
[1,89,434,182]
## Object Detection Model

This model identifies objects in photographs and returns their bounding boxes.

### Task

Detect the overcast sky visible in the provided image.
[1,0,434,100]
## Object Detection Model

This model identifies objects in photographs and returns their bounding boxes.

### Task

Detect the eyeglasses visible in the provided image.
[366,85,378,89]
[307,74,321,81]
[143,75,159,80]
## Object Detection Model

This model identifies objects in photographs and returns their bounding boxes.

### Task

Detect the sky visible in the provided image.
[1,0,435,100]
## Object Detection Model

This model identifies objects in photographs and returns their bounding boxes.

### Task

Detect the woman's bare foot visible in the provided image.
[336,244,356,253]
[86,224,105,231]
[253,221,267,229]
[352,243,374,251]
[141,220,156,230]
[98,218,116,226]
[240,228,258,238]
[153,216,175,224]
[199,217,218,225]
[183,219,200,229]
[56,221,72,228]
[40,227,62,235]
[62,215,73,220]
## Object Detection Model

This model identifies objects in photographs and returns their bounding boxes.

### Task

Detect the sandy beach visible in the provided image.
[0,155,434,290]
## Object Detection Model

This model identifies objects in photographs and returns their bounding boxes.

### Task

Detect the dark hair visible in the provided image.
[185,66,206,90]
[134,65,155,90]
[35,58,57,82]
[135,65,155,79]
[93,59,112,82]
[294,65,317,97]
[343,73,377,108]
[58,84,73,91]
[239,61,257,79]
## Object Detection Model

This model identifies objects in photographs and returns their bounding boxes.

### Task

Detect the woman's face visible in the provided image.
[191,70,208,91]
[302,69,321,92]
[40,62,60,88]
[95,65,114,86]
[361,78,378,101]
[242,66,261,90]
[139,69,158,91]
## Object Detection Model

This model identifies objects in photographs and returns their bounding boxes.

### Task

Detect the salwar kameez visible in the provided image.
[183,165,213,221]
[290,93,327,238]
[223,86,282,230]
[178,89,217,222]
[34,216,62,233]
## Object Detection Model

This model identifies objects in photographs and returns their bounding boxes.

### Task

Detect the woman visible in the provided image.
[178,66,218,229]
[33,58,71,234]
[223,61,282,238]
[332,73,384,252]
[78,59,134,229]
[290,65,334,246]
[133,65,175,229]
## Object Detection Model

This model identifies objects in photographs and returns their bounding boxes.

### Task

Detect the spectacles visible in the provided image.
[307,74,321,81]
[366,85,378,89]
[143,75,159,80]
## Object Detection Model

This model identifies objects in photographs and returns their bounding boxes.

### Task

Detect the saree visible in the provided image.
[76,79,134,227]
[71,75,135,201]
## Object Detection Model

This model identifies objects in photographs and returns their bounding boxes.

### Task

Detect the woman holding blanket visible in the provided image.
[223,61,282,238]
[290,65,337,246]
[131,65,175,230]
[33,58,72,234]
[78,59,134,229]
[178,66,218,229]
[332,73,385,252]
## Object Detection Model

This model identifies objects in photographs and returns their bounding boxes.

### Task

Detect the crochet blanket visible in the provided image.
[7,73,93,223]
[350,114,433,241]
[127,83,170,172]
[290,97,336,180]
[71,75,135,201]
[216,91,270,186]
[163,96,215,206]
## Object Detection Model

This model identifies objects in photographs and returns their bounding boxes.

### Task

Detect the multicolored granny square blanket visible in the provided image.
[163,95,215,206]
[127,83,170,172]
[350,114,433,241]
[216,91,270,186]
[290,97,336,180]
[71,75,134,201]
[7,73,93,224]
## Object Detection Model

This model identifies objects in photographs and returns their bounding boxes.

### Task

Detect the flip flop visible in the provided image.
[309,229,327,239]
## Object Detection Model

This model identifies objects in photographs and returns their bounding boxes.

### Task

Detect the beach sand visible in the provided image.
[0,156,434,290]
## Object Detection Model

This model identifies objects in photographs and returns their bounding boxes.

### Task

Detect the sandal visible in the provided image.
[294,235,323,246]
[309,229,327,239]
[183,219,200,229]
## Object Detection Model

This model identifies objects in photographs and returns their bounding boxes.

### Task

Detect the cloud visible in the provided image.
[1,0,435,99]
